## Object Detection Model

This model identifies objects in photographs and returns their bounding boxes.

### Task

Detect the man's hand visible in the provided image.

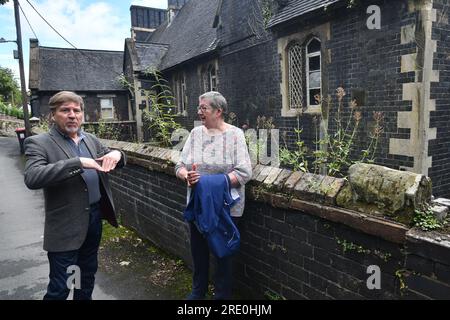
[80,157,105,172]
[96,150,121,173]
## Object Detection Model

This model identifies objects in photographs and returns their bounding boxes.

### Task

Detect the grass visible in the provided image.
[99,221,255,300]
[99,221,193,299]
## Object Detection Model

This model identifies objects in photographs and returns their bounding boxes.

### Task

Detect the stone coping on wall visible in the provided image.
[101,139,413,244]
[406,229,450,264]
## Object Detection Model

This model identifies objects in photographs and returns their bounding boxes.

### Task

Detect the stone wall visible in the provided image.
[102,139,450,299]
[0,117,25,137]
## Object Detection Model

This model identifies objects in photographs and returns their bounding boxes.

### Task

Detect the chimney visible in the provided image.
[30,38,39,48]
[167,0,188,23]
[29,39,40,90]
[130,5,167,41]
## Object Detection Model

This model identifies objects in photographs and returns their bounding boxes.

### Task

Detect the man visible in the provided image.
[23,91,125,300]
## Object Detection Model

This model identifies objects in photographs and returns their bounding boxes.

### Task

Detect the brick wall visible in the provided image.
[217,0,317,150]
[326,0,418,170]
[155,55,221,134]
[103,140,450,300]
[429,0,450,197]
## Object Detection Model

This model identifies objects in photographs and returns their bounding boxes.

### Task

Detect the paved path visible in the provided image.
[0,137,114,299]
[0,136,191,300]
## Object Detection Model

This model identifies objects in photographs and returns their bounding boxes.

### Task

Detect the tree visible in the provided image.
[0,0,10,5]
[0,66,22,106]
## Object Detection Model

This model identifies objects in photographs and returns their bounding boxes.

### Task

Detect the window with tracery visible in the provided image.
[287,37,322,110]
[288,42,304,110]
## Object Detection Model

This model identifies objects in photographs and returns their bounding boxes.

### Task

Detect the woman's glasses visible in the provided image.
[197,105,211,112]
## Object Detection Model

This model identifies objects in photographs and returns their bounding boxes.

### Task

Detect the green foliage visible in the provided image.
[0,66,22,107]
[260,0,274,28]
[373,250,392,262]
[256,115,275,131]
[37,117,50,132]
[97,120,120,140]
[335,237,371,254]
[413,205,445,231]
[0,101,24,119]
[280,88,384,178]
[227,112,237,126]
[347,0,360,8]
[395,269,409,294]
[101,221,193,299]
[84,120,119,141]
[315,91,363,176]
[252,183,274,201]
[264,290,285,300]
[246,115,279,168]
[116,69,183,146]
[280,126,309,173]
[142,69,182,147]
[116,74,135,92]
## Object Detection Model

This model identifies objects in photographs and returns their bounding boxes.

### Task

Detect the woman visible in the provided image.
[175,91,252,300]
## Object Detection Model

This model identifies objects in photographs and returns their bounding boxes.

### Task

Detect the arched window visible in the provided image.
[201,66,208,92]
[173,73,187,114]
[208,65,217,92]
[306,38,321,107]
[180,75,187,113]
[201,64,218,92]
[288,42,304,109]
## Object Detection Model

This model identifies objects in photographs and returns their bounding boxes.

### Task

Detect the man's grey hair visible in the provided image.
[199,91,228,116]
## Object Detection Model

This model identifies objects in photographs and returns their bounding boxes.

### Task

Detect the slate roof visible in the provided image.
[126,39,169,73]
[268,0,343,28]
[147,0,220,70]
[35,46,126,91]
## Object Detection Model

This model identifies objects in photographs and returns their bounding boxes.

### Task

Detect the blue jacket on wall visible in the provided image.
[183,174,240,258]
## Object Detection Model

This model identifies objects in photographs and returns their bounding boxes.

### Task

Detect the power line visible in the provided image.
[24,0,125,79]
[18,1,38,40]
[25,0,77,49]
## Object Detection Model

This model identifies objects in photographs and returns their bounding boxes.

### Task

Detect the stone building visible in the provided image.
[124,0,217,141]
[28,39,130,123]
[126,0,450,197]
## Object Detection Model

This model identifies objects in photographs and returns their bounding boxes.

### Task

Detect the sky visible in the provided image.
[0,0,168,89]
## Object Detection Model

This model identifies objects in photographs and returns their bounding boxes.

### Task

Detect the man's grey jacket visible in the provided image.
[23,126,126,252]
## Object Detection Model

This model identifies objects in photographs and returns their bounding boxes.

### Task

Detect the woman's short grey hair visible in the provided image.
[199,91,228,116]
[49,91,84,111]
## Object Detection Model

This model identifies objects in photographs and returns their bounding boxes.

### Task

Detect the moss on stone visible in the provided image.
[336,163,432,225]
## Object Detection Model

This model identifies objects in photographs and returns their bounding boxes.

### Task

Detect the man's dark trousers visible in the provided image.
[44,203,102,300]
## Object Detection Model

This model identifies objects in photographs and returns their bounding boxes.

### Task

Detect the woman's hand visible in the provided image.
[228,172,240,188]
[186,164,200,187]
